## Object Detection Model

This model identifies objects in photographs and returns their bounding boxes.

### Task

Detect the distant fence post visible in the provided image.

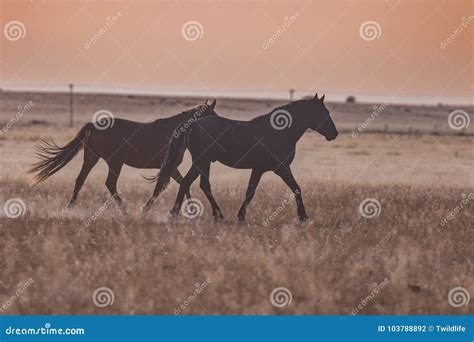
[69,83,74,127]
[289,89,295,101]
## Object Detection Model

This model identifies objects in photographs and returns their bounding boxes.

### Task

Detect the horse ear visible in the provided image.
[208,99,216,109]
[314,93,318,100]
[320,94,325,102]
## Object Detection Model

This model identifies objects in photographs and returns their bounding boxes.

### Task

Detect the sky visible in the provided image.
[1,0,473,104]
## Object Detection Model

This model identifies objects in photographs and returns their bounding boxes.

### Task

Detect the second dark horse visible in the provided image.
[144,94,338,222]
[28,100,217,210]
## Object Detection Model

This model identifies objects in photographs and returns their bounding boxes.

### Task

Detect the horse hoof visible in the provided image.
[299,215,309,223]
[66,203,74,209]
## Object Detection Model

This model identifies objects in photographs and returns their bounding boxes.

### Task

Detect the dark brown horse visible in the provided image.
[144,94,338,222]
[28,100,217,210]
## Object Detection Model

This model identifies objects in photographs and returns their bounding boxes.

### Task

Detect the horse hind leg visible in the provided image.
[171,169,191,199]
[198,162,224,220]
[67,148,99,208]
[170,164,200,218]
[142,168,189,213]
[105,162,125,213]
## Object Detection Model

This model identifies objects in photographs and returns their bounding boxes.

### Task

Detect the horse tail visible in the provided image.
[27,123,94,185]
[151,129,189,189]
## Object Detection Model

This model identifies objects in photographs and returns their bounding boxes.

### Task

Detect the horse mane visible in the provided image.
[153,104,205,123]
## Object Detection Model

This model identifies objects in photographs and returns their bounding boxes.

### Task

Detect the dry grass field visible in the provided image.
[0,91,472,315]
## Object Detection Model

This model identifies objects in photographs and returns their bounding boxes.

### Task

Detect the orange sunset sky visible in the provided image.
[1,0,473,104]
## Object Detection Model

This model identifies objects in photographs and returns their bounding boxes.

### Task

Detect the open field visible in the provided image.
[0,91,472,315]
